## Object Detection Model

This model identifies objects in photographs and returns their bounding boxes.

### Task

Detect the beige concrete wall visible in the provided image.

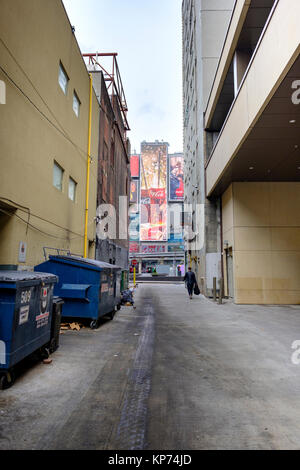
[205,0,250,125]
[0,0,99,267]
[222,183,300,305]
[206,0,300,196]
[222,185,234,297]
[200,0,235,111]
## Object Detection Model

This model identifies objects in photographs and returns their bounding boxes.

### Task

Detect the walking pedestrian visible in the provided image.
[184,267,197,300]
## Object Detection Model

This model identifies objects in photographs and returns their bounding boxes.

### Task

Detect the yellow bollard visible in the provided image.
[133,267,136,287]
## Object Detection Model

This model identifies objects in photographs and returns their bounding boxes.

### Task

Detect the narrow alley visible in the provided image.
[1,284,300,450]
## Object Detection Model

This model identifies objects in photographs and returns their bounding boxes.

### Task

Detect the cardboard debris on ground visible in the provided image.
[60,322,85,332]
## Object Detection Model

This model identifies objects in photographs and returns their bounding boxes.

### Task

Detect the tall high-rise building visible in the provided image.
[183,0,300,304]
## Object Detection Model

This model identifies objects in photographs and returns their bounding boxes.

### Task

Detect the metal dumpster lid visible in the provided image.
[49,255,122,271]
[0,271,58,283]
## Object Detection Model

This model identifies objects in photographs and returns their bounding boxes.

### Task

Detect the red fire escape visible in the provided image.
[82,52,130,145]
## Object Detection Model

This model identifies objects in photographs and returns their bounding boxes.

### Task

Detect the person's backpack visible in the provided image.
[194,283,200,296]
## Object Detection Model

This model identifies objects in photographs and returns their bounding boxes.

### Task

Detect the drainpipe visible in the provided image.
[219,195,225,296]
[84,73,93,258]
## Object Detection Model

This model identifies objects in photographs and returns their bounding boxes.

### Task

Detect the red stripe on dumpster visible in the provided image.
[36,312,49,321]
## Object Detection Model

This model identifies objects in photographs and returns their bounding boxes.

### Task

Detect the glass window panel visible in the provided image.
[73,92,80,117]
[53,162,63,191]
[68,177,76,201]
[58,63,68,95]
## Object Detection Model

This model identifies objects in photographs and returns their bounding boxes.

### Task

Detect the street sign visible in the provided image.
[18,242,27,263]
[132,260,138,266]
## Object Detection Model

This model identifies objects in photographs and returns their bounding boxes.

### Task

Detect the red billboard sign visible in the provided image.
[141,245,166,254]
[129,242,140,253]
[130,155,140,178]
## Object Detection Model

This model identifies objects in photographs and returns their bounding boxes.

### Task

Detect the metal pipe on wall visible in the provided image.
[84,73,93,258]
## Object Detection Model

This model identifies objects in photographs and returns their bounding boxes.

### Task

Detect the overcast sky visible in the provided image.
[63,0,183,154]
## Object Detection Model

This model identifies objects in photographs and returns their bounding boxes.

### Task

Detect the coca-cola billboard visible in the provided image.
[149,188,165,199]
[140,143,168,242]
[141,188,166,204]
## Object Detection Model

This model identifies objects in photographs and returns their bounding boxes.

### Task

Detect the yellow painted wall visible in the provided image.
[222,182,300,305]
[0,0,99,267]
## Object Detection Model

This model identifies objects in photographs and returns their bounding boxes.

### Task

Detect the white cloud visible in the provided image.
[63,0,183,154]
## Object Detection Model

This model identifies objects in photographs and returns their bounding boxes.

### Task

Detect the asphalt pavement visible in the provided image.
[1,283,300,450]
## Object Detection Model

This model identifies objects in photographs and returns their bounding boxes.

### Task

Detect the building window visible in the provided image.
[103,142,108,161]
[58,62,69,95]
[110,141,115,167]
[53,162,64,191]
[73,91,80,117]
[68,177,77,202]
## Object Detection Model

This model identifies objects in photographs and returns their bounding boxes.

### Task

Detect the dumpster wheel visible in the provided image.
[49,337,57,355]
[90,319,99,330]
[39,346,50,361]
[0,370,15,390]
[108,309,116,321]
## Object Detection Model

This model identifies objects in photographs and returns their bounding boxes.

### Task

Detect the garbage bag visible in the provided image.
[121,289,134,305]
[194,283,200,296]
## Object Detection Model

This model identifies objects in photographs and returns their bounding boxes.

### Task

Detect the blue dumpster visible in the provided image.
[35,256,122,328]
[0,271,58,389]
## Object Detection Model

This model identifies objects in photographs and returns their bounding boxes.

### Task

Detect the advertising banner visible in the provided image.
[169,154,184,201]
[130,155,140,178]
[168,203,184,242]
[129,211,140,241]
[140,143,168,241]
[168,245,184,253]
[140,245,166,254]
[130,180,139,204]
[168,232,184,243]
[129,242,140,253]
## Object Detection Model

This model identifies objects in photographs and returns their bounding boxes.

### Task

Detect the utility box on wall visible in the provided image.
[206,253,222,290]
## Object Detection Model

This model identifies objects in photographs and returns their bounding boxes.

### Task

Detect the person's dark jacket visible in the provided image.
[184,271,196,286]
